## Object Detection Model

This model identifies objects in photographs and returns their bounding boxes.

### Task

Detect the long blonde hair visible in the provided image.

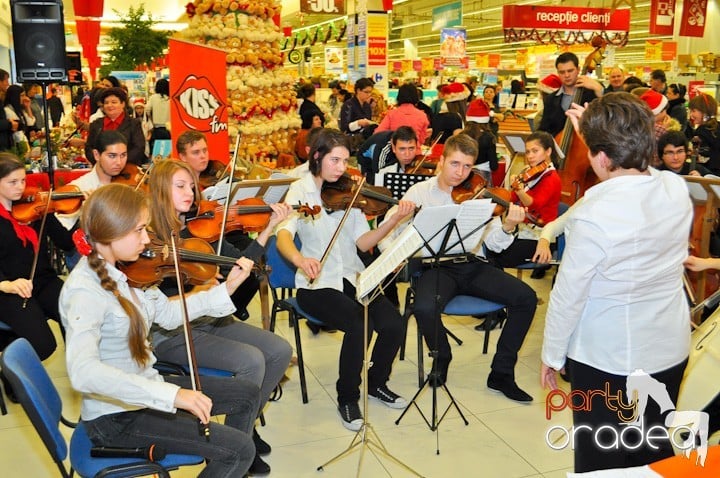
[81,183,151,366]
[148,159,201,242]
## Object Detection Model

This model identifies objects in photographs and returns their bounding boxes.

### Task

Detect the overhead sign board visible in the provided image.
[503,5,630,31]
[432,2,462,31]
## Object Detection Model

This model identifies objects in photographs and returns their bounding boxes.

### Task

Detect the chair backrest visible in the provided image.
[0,338,68,465]
[266,235,301,290]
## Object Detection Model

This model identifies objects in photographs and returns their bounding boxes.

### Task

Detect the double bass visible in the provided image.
[555,37,606,205]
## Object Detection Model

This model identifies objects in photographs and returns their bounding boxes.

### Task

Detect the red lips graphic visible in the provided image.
[172,75,227,131]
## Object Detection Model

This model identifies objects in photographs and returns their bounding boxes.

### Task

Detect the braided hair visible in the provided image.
[81,183,151,366]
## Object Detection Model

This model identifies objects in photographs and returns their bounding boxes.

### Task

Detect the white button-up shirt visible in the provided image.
[278,173,369,290]
[542,168,692,374]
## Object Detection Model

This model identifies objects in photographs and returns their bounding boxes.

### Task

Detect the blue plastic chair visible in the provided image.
[0,338,204,478]
[265,235,325,404]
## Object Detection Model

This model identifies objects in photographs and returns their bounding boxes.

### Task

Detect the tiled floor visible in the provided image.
[0,271,578,477]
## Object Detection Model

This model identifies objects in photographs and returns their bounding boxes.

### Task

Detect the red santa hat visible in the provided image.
[537,74,562,94]
[442,82,470,103]
[640,89,668,116]
[132,97,146,107]
[466,99,490,124]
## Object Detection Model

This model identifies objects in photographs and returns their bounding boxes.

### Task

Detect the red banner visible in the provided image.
[368,37,387,66]
[169,39,229,162]
[503,5,630,31]
[679,0,707,37]
[73,0,103,18]
[649,0,676,35]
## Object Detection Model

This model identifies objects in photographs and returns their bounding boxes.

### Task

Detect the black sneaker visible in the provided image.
[368,385,407,409]
[252,427,271,456]
[248,453,271,475]
[338,402,363,431]
[487,371,533,403]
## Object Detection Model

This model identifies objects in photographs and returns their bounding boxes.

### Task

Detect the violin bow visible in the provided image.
[133,161,155,192]
[216,133,242,255]
[408,133,442,174]
[23,189,53,309]
[169,233,210,440]
[309,176,367,286]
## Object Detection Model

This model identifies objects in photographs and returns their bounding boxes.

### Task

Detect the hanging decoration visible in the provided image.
[73,0,105,80]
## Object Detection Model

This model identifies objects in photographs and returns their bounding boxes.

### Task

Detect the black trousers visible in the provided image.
[413,260,537,376]
[297,279,403,405]
[487,238,556,269]
[0,277,64,360]
[567,358,688,472]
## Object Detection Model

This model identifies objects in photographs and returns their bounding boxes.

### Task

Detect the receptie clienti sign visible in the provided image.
[503,5,631,32]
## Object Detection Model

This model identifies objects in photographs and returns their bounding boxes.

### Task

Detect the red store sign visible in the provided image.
[503,5,630,31]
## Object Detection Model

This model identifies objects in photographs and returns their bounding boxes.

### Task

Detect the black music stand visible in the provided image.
[317,225,426,477]
[383,171,432,200]
[394,201,494,449]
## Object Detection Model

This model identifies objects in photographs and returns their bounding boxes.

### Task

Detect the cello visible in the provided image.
[555,37,606,205]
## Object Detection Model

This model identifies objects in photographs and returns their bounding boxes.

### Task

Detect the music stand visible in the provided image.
[318,225,426,478]
[394,201,494,448]
[383,172,432,201]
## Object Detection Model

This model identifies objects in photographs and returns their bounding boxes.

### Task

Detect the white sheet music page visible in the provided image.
[412,199,494,256]
[356,225,424,302]
[263,172,292,203]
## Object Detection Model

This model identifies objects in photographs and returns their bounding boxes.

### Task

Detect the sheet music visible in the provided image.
[202,174,293,204]
[356,225,424,301]
[413,200,495,257]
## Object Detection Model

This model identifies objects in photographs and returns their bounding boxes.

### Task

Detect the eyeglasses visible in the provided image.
[662,148,686,157]
[360,89,373,94]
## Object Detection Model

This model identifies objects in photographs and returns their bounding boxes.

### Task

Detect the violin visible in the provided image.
[185,198,320,242]
[12,184,85,223]
[118,234,266,289]
[321,174,402,216]
[405,157,437,176]
[452,170,544,226]
[112,163,150,192]
[198,160,240,189]
[511,161,550,191]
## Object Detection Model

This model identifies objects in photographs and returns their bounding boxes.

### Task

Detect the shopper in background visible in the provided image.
[145,78,170,154]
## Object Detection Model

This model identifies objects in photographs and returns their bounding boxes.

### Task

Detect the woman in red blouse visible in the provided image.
[487,131,561,271]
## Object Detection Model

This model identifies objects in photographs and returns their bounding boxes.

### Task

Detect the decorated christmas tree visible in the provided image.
[183,0,299,163]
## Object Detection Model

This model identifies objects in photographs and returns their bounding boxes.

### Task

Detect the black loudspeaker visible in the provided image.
[11,0,67,82]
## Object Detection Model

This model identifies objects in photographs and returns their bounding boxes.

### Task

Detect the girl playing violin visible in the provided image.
[276,128,415,431]
[0,153,73,361]
[59,183,260,477]
[487,131,561,275]
[147,159,293,474]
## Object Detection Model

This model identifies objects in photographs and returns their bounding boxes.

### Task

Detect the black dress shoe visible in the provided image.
[305,321,321,335]
[530,266,550,279]
[248,453,271,475]
[487,371,533,403]
[253,428,271,456]
[474,311,506,331]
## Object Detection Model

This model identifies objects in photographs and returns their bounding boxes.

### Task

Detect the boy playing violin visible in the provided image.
[382,134,538,403]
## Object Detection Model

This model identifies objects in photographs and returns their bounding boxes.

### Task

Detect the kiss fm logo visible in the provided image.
[173,75,227,133]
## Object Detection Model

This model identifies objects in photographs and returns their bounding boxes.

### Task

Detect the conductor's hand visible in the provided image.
[532,238,552,264]
[0,278,33,298]
[389,200,416,223]
[504,204,525,229]
[225,257,254,295]
[174,389,213,424]
[540,363,564,391]
[685,255,718,272]
[296,256,322,280]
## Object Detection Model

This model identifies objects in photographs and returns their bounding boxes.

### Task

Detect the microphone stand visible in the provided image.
[39,82,55,187]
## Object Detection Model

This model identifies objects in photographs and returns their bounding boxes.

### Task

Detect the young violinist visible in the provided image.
[372,126,420,186]
[381,133,538,403]
[276,128,416,430]
[685,93,720,175]
[59,183,261,477]
[658,130,710,176]
[147,159,292,474]
[0,153,74,361]
[486,131,561,277]
[541,94,692,472]
[176,130,258,319]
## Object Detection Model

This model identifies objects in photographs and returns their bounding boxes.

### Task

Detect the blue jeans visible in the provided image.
[83,375,259,478]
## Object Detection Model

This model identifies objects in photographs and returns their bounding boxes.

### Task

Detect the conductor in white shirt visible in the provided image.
[541,93,692,472]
